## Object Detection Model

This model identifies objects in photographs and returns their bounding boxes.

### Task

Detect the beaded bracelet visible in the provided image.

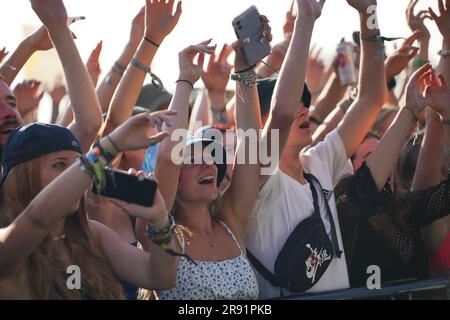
[230,67,257,87]
[176,79,194,89]
[112,61,127,76]
[146,215,197,264]
[131,57,164,89]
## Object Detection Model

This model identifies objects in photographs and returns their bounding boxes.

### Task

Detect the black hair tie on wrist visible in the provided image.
[144,36,160,48]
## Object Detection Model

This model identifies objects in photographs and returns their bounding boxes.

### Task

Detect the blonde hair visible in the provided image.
[0,157,126,299]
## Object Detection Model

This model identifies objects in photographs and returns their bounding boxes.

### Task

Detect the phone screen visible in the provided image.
[92,168,158,207]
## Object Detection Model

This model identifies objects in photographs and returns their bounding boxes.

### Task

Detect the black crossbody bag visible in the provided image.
[247,173,343,293]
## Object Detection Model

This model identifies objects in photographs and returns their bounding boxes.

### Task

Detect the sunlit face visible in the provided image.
[286,104,313,149]
[0,80,22,146]
[201,128,237,194]
[352,137,380,171]
[178,144,220,203]
[40,150,80,213]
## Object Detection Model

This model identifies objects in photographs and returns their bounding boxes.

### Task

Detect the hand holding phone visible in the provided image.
[92,168,158,207]
[232,6,271,67]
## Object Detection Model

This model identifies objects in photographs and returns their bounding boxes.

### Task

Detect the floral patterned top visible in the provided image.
[158,221,259,300]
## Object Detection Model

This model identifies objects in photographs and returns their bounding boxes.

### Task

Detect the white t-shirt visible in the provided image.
[246,130,354,299]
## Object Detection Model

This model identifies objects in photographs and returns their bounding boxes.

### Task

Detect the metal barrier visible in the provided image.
[275,279,450,300]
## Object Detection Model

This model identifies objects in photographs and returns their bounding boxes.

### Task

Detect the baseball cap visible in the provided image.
[184,135,227,186]
[1,123,82,186]
[257,77,311,117]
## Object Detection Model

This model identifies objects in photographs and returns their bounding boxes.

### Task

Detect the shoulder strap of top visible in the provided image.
[218,220,243,252]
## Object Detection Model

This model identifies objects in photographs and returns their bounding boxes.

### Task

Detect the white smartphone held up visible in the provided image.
[232,6,271,67]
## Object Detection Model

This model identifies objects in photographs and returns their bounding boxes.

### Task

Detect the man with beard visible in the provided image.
[0,79,22,165]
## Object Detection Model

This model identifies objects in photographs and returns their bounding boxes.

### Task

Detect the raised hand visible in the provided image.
[178,40,216,85]
[232,15,272,72]
[0,47,8,64]
[405,63,434,116]
[346,0,377,13]
[108,110,177,152]
[129,6,145,47]
[13,80,44,116]
[429,0,450,39]
[284,1,296,37]
[48,76,67,104]
[27,2,83,50]
[385,31,420,79]
[86,41,103,86]
[29,0,68,31]
[297,0,326,19]
[144,0,182,44]
[423,73,450,120]
[24,26,53,52]
[407,0,432,40]
[201,44,233,94]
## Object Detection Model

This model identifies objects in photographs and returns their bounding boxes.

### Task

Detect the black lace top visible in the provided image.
[336,163,450,287]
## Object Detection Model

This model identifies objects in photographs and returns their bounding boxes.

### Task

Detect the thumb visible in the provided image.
[232,38,249,51]
[148,131,170,147]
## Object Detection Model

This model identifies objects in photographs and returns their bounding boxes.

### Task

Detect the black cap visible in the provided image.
[136,83,173,112]
[257,77,311,117]
[1,123,82,186]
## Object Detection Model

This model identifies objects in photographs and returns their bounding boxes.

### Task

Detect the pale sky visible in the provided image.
[0,0,444,121]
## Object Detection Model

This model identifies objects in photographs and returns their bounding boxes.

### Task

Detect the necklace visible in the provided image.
[186,224,216,247]
[52,233,66,241]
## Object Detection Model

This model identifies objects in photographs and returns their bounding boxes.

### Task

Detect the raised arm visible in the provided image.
[431,1,450,85]
[29,0,102,152]
[367,64,432,190]
[102,0,182,137]
[406,0,431,70]
[0,26,54,86]
[412,109,446,191]
[188,89,210,132]
[155,41,215,211]
[220,19,271,236]
[309,70,348,126]
[337,0,388,158]
[0,109,175,280]
[48,77,67,124]
[96,7,145,112]
[58,42,103,128]
[261,0,325,183]
[200,44,233,126]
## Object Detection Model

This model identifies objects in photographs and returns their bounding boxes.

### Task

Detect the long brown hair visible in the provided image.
[0,157,125,300]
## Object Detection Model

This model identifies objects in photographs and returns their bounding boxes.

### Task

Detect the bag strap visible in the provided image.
[246,250,281,288]
[304,173,343,258]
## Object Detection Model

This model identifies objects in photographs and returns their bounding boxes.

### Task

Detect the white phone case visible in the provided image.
[232,6,271,67]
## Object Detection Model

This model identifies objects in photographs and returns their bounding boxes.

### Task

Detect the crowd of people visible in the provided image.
[0,0,449,300]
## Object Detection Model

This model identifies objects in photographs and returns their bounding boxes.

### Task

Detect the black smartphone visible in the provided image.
[92,168,158,207]
[232,6,271,67]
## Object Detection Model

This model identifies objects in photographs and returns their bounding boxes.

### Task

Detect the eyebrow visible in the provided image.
[5,95,16,101]
[51,157,69,161]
